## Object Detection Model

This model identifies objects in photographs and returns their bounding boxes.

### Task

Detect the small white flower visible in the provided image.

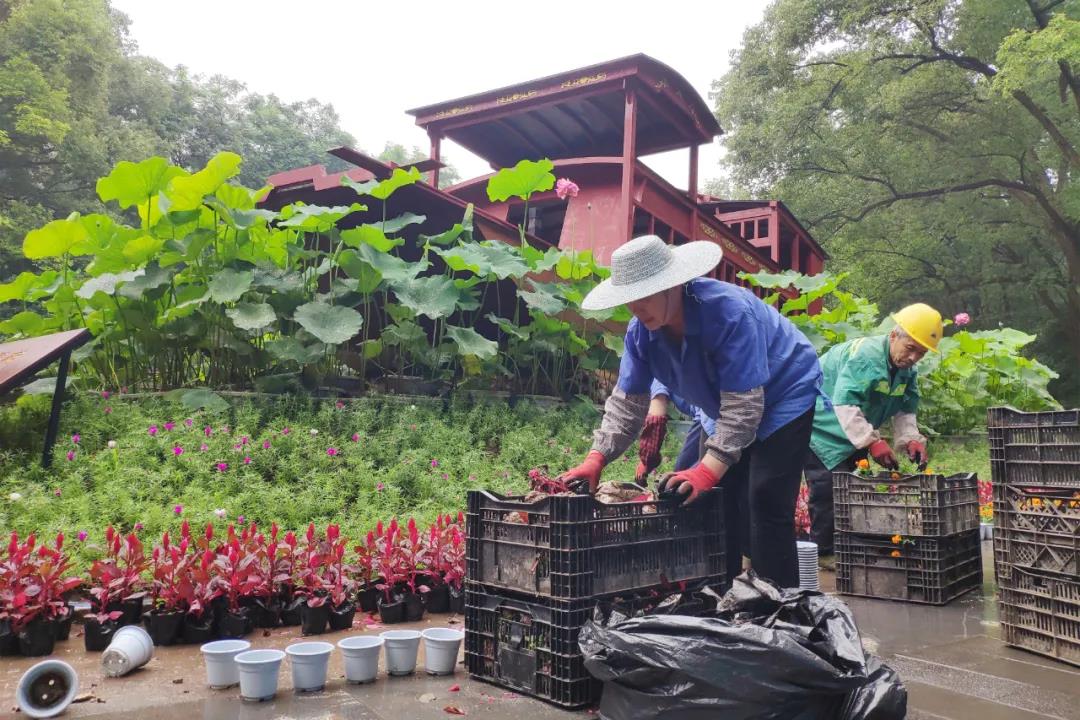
[410,404,417,411]
[309,428,319,436]
[214,508,227,519]
[107,440,118,449]
[8,492,21,502]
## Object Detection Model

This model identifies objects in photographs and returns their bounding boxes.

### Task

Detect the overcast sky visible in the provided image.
[109,0,770,189]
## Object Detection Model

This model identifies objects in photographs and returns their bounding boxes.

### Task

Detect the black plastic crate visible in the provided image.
[992,483,1080,581]
[465,487,724,599]
[998,565,1080,667]
[833,471,979,536]
[835,530,982,605]
[988,408,1080,488]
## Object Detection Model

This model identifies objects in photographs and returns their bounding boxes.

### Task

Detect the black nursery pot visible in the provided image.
[327,601,356,631]
[403,592,425,622]
[217,609,251,639]
[358,585,379,613]
[423,585,450,614]
[84,617,118,652]
[281,596,304,627]
[376,596,406,624]
[180,614,215,644]
[53,607,75,641]
[300,600,329,636]
[448,585,465,614]
[18,617,57,657]
[144,609,183,646]
[0,620,19,656]
[107,597,145,627]
[254,597,281,628]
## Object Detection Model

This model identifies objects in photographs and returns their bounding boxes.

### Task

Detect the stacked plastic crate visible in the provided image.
[833,470,982,605]
[463,488,726,708]
[989,408,1080,667]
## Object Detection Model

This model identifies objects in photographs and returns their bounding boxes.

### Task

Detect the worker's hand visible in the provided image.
[657,463,721,506]
[634,415,668,483]
[906,440,928,469]
[558,450,606,494]
[868,439,899,470]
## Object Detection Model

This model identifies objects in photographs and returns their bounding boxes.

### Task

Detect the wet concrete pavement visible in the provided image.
[3,541,1078,719]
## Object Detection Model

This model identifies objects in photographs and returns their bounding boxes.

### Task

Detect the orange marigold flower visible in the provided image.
[891,534,902,545]
[890,550,901,558]
[856,459,869,470]
[890,472,901,480]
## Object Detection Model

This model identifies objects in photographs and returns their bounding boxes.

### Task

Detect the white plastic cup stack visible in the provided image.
[797,540,820,591]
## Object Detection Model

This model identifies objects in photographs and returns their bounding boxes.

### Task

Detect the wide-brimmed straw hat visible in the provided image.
[581,234,723,311]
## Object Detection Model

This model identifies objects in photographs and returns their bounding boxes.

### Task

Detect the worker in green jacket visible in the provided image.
[805,303,943,567]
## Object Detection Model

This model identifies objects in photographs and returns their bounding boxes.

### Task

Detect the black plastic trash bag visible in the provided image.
[579,571,906,720]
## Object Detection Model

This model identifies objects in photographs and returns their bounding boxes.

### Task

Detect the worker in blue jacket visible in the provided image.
[558,235,822,588]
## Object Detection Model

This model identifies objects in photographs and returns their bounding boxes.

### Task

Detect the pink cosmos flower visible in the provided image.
[101,391,111,400]
[351,433,360,442]
[71,434,80,444]
[104,406,112,415]
[335,401,345,409]
[555,178,580,200]
[326,447,338,457]
[164,422,175,431]
[134,522,143,531]
[77,531,88,542]
[200,443,209,452]
[281,427,291,435]
[54,488,61,497]
[173,446,184,457]
[217,462,228,473]
[204,426,213,437]
[243,456,252,465]
[66,450,74,462]
[376,482,385,492]
[184,418,194,427]
[148,425,159,437]
[430,459,439,468]
[173,504,183,515]
[262,440,271,450]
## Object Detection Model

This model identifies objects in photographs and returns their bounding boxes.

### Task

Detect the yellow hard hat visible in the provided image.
[892,303,943,351]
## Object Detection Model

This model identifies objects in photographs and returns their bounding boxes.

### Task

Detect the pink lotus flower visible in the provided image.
[164,422,175,431]
[326,447,338,457]
[200,443,209,452]
[376,482,385,492]
[555,178,579,200]
[351,433,360,442]
[243,456,252,465]
[66,450,74,462]
[217,462,228,473]
[173,446,184,457]
[954,312,970,327]
[148,425,159,437]
[173,504,183,515]
[71,433,80,444]
[262,439,271,450]
[77,530,88,542]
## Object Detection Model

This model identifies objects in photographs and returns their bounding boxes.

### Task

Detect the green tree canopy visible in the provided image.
[714,0,1080,403]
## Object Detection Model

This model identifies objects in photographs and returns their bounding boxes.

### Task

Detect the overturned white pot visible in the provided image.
[338,635,384,684]
[380,630,422,676]
[16,660,79,719]
[235,648,286,701]
[200,639,251,689]
[102,625,154,677]
[422,628,464,676]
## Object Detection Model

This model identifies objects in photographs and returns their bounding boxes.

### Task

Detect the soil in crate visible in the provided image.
[836,530,982,605]
[466,487,725,600]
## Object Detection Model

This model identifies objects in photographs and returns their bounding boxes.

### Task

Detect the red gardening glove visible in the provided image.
[906,440,928,468]
[657,463,721,506]
[635,415,668,483]
[868,440,899,470]
[558,450,606,494]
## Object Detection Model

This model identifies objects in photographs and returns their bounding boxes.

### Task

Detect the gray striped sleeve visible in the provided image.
[704,386,765,467]
[590,387,650,462]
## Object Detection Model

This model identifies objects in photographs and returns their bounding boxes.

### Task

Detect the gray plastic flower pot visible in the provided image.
[338,635,384,684]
